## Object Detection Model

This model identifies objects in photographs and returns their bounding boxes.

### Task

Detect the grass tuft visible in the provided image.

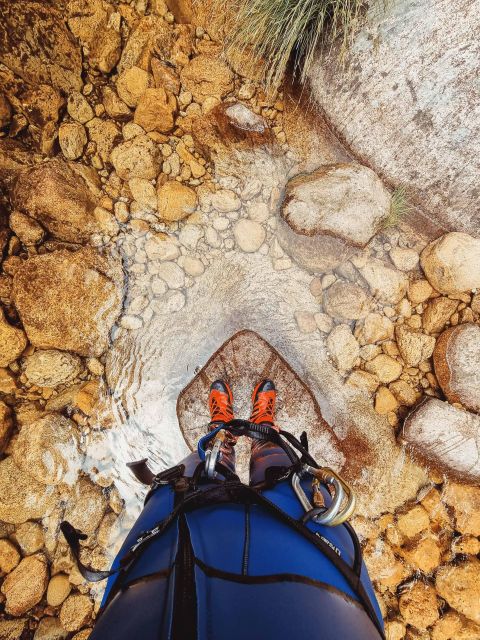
[383,185,411,228]
[215,0,365,90]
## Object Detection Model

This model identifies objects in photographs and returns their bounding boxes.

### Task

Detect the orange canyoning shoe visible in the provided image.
[208,380,234,426]
[250,379,277,427]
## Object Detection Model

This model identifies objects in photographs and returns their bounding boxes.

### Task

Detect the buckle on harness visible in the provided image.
[292,465,356,526]
[204,429,226,479]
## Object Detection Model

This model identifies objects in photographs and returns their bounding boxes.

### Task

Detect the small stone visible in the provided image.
[314,312,333,333]
[128,178,157,211]
[134,87,177,133]
[156,262,185,289]
[389,247,419,271]
[0,619,27,640]
[67,92,94,124]
[435,559,480,625]
[34,616,68,640]
[326,325,360,372]
[408,279,433,305]
[145,234,180,261]
[422,297,458,334]
[397,298,412,317]
[384,620,406,640]
[86,118,121,164]
[63,477,107,535]
[374,386,399,415]
[13,521,44,555]
[0,457,56,524]
[420,232,480,294]
[346,370,380,394]
[396,504,430,538]
[180,55,234,103]
[398,581,439,630]
[183,256,204,277]
[60,594,94,632]
[248,202,269,222]
[116,66,150,107]
[431,611,463,640]
[358,259,409,304]
[363,539,410,589]
[58,122,87,160]
[47,574,72,607]
[389,380,419,406]
[399,533,441,574]
[0,539,20,574]
[294,311,317,334]
[110,134,161,181]
[102,86,131,120]
[433,323,480,413]
[452,535,480,556]
[178,224,203,249]
[442,482,480,536]
[395,325,436,366]
[9,210,45,246]
[365,354,402,383]
[1,553,48,616]
[0,306,27,367]
[233,219,266,253]
[23,350,83,387]
[323,281,370,321]
[157,181,198,222]
[211,190,241,213]
[356,312,394,345]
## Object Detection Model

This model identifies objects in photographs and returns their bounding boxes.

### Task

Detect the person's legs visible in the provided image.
[249,380,291,485]
[207,380,237,473]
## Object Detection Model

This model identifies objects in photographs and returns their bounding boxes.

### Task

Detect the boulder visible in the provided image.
[157,181,197,222]
[11,413,82,485]
[0,306,27,367]
[420,233,480,294]
[180,54,234,103]
[12,159,99,243]
[12,247,123,357]
[23,349,83,387]
[67,0,121,73]
[436,559,480,625]
[281,163,391,246]
[323,281,371,321]
[395,325,436,366]
[358,259,409,304]
[433,324,480,413]
[402,398,480,482]
[0,1,82,92]
[110,134,161,181]
[1,553,49,616]
[134,87,177,133]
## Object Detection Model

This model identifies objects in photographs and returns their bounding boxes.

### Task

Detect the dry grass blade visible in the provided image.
[383,185,411,228]
[216,0,365,90]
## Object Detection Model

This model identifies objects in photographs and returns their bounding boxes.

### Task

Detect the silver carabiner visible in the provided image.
[205,429,225,479]
[291,465,355,526]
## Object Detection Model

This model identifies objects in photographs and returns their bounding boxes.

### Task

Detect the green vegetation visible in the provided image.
[218,0,365,89]
[384,185,411,228]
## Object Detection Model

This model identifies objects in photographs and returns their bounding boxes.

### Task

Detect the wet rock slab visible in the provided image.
[177,329,346,475]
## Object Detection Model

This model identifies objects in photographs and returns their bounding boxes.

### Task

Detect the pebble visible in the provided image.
[211,190,241,213]
[389,247,419,271]
[144,235,180,261]
[294,311,317,334]
[183,256,205,277]
[326,325,360,372]
[0,539,20,574]
[233,219,266,253]
[59,122,87,160]
[1,554,48,616]
[212,217,230,231]
[247,202,269,222]
[178,224,203,249]
[205,226,221,248]
[365,354,402,383]
[314,313,333,333]
[67,91,94,124]
[375,386,399,415]
[156,262,185,289]
[47,573,72,607]
[60,594,94,632]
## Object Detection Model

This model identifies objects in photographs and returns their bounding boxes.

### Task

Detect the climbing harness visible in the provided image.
[61,418,385,640]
